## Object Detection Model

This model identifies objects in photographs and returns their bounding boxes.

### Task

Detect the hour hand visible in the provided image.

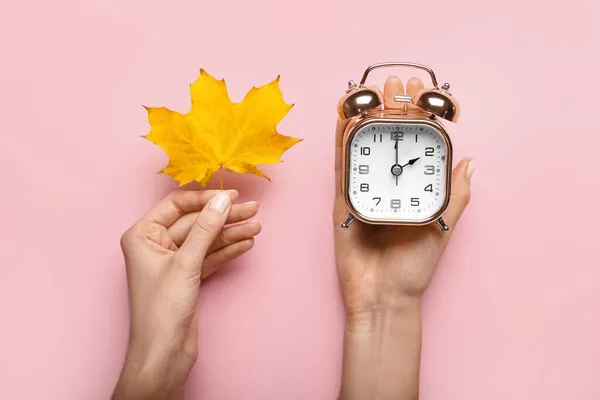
[402,157,420,167]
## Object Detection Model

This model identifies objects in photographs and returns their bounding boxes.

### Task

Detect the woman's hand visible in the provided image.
[334,76,474,400]
[334,75,474,315]
[112,190,260,400]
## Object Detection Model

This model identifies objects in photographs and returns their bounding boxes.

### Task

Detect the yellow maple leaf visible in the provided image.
[143,69,301,187]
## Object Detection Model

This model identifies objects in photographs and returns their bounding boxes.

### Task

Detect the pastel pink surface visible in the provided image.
[1,0,599,399]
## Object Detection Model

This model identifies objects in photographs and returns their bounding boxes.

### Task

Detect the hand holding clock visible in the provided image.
[334,75,475,400]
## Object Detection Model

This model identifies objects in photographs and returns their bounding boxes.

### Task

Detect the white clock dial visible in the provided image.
[347,122,449,223]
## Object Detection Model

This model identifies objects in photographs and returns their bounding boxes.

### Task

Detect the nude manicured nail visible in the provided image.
[467,160,476,180]
[406,77,424,96]
[209,191,230,214]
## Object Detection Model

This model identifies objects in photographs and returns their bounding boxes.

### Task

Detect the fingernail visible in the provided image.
[244,201,258,206]
[209,191,230,214]
[406,77,424,91]
[249,220,262,230]
[467,160,476,181]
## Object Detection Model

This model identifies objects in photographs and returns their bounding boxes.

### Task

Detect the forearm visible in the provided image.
[339,298,422,400]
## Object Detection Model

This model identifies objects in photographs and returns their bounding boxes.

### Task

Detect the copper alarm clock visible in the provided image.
[337,62,460,232]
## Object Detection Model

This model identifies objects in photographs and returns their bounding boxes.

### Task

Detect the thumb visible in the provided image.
[175,191,232,276]
[441,158,475,230]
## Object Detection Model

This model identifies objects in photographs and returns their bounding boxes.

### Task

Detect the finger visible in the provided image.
[335,118,351,197]
[168,202,259,246]
[208,220,261,253]
[200,239,255,279]
[383,76,404,109]
[142,190,238,227]
[176,191,232,275]
[441,158,475,229]
[406,77,425,110]
[406,77,424,97]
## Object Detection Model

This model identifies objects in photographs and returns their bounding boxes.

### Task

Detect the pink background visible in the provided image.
[1,0,599,399]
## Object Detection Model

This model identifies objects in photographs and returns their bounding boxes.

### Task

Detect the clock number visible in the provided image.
[424,184,433,192]
[415,135,418,143]
[373,133,383,142]
[360,183,369,192]
[360,147,371,156]
[391,131,404,141]
[425,147,434,156]
[358,165,369,174]
[372,197,381,206]
[411,198,420,207]
[390,199,401,209]
[424,165,435,175]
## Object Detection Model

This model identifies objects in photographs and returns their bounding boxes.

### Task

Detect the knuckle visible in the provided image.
[142,224,162,242]
[163,192,185,219]
[119,227,136,249]
[166,190,179,202]
[193,216,219,235]
[120,222,164,250]
[173,249,195,267]
[219,229,229,246]
[459,189,472,207]
[213,249,227,266]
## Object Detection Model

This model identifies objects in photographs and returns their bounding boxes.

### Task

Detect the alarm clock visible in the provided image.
[337,62,460,232]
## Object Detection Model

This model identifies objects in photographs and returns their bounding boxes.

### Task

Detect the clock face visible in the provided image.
[346,121,451,223]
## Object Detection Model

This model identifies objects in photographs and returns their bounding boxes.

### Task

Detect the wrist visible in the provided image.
[340,298,423,400]
[112,341,182,400]
[344,295,421,330]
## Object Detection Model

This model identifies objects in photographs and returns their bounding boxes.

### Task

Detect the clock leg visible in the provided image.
[341,213,357,229]
[436,217,450,232]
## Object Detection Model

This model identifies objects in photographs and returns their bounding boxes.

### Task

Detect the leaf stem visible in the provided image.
[219,166,223,190]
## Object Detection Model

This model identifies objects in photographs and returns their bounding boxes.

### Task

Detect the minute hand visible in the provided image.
[394,140,400,185]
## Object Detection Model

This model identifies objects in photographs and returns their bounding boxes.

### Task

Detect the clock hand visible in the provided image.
[394,139,400,185]
[401,157,420,168]
[391,157,420,186]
